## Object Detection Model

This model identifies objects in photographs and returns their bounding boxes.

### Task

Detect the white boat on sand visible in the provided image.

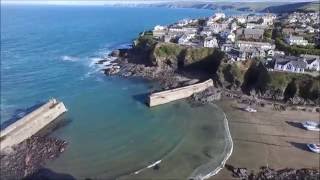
[307,144,320,153]
[302,121,320,131]
[245,106,257,113]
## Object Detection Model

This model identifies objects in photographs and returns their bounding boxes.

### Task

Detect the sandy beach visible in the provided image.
[212,100,320,179]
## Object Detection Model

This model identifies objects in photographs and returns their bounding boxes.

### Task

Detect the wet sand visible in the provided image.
[212,100,320,179]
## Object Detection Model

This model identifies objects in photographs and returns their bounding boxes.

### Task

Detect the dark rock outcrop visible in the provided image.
[231,166,320,180]
[0,136,67,180]
[190,87,222,105]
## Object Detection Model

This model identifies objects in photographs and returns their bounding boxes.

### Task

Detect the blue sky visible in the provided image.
[1,0,316,5]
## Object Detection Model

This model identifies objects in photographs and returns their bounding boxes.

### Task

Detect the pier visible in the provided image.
[0,99,67,151]
[148,79,213,107]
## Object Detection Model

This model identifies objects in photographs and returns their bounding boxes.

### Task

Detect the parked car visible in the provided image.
[302,121,320,131]
[307,144,320,153]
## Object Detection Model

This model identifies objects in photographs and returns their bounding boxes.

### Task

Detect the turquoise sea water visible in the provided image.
[1,5,235,178]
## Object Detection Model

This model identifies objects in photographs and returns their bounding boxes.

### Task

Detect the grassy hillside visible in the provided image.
[150,1,317,13]
[300,1,320,12]
[263,1,320,13]
[153,43,224,74]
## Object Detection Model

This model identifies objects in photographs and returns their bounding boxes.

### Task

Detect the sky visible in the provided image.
[1,0,316,5]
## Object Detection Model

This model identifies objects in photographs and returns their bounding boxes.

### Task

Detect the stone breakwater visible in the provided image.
[148,79,214,107]
[0,99,67,150]
[0,99,68,179]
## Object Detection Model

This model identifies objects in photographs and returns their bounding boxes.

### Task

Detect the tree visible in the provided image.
[241,62,270,95]
[283,79,297,102]
[299,79,313,100]
[257,18,264,24]
[254,62,271,94]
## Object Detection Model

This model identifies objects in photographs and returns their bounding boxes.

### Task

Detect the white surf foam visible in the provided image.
[134,160,162,175]
[61,55,79,62]
[188,112,234,180]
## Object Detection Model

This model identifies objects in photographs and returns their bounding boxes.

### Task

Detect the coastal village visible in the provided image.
[101,10,320,179]
[101,10,320,108]
[1,5,319,180]
[151,11,320,73]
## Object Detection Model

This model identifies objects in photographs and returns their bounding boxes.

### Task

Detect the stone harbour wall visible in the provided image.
[0,99,67,151]
[148,79,214,107]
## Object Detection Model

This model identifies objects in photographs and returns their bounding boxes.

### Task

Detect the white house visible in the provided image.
[288,18,297,23]
[246,23,268,29]
[267,49,274,56]
[212,13,226,21]
[153,25,167,38]
[247,15,261,23]
[176,19,197,27]
[305,59,320,71]
[230,22,238,31]
[178,34,195,45]
[302,55,320,71]
[206,22,228,33]
[236,41,275,51]
[154,25,166,31]
[203,37,218,48]
[220,31,235,42]
[285,35,308,46]
[274,50,285,56]
[236,16,247,24]
[221,43,233,52]
[306,26,315,33]
[274,56,306,73]
[177,19,190,27]
[261,14,276,26]
[200,27,213,36]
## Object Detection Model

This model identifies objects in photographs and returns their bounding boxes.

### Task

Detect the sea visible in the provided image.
[1,5,237,179]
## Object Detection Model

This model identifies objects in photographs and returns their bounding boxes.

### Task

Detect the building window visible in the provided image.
[287,64,292,70]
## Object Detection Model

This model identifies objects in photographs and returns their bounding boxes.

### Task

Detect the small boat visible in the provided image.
[307,144,320,153]
[245,106,257,113]
[302,121,320,131]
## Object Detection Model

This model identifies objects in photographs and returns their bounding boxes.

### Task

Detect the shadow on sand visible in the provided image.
[231,105,246,112]
[23,168,76,180]
[288,142,310,152]
[286,121,304,130]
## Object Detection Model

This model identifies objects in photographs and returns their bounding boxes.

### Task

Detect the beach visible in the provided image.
[212,100,320,179]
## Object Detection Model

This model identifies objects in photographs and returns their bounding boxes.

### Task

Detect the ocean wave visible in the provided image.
[134,160,162,175]
[83,42,131,79]
[117,43,132,49]
[61,55,79,62]
[89,57,104,67]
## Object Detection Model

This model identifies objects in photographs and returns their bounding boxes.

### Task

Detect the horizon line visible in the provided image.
[1,0,317,6]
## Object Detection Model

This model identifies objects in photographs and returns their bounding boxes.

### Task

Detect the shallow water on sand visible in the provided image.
[1,5,236,179]
[47,96,230,179]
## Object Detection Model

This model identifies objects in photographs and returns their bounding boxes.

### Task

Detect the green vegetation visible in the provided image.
[218,61,319,102]
[153,43,224,73]
[241,61,271,95]
[261,1,314,13]
[133,33,319,103]
[154,43,183,59]
[134,33,157,51]
[283,79,297,102]
[219,63,245,88]
[270,72,319,102]
[275,37,320,56]
[272,21,320,56]
[298,2,320,12]
[184,47,216,65]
